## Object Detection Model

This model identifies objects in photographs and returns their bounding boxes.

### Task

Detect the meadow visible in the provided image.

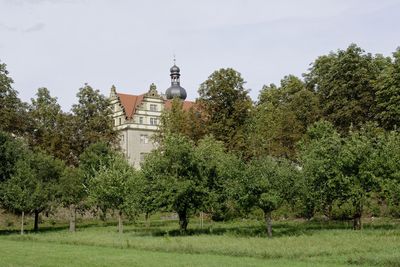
[0,215,400,267]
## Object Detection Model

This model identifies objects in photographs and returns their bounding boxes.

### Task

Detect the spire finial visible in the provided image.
[173,53,176,65]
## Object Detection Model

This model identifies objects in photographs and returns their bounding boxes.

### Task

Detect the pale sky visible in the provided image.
[1,0,399,111]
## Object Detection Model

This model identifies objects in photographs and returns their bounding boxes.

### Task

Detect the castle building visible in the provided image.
[109,64,193,168]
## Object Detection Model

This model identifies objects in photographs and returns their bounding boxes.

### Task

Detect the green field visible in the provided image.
[1,218,400,267]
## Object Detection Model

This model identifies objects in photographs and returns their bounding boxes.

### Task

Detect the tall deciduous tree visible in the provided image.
[27,87,63,155]
[304,44,384,133]
[70,84,118,165]
[198,68,252,153]
[375,48,400,130]
[0,61,27,135]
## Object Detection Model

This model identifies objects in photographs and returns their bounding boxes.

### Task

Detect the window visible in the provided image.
[140,152,148,162]
[140,134,149,144]
[119,118,122,125]
[150,117,158,125]
[150,104,157,111]
[139,117,144,124]
[121,134,124,142]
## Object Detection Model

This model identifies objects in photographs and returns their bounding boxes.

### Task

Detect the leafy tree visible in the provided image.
[299,121,343,219]
[158,98,206,143]
[0,131,24,183]
[0,61,28,135]
[29,150,65,231]
[27,87,63,155]
[141,134,205,232]
[1,157,36,234]
[246,103,302,160]
[249,75,320,160]
[304,44,384,133]
[198,68,252,153]
[375,48,400,130]
[338,124,382,229]
[239,156,298,237]
[194,135,243,221]
[1,147,64,231]
[300,121,383,229]
[89,153,141,233]
[59,142,115,231]
[70,84,118,165]
[58,166,85,232]
[370,130,400,217]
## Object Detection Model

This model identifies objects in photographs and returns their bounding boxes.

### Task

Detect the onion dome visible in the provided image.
[165,64,187,100]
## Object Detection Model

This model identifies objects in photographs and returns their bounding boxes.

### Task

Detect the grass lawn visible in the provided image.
[0,218,399,267]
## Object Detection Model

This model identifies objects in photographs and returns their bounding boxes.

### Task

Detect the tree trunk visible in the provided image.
[264,211,272,237]
[118,211,123,234]
[34,210,39,231]
[21,211,24,235]
[178,211,188,233]
[145,212,150,228]
[353,204,363,230]
[69,204,76,232]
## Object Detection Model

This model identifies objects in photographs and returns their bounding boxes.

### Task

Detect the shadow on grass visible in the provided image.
[125,219,400,238]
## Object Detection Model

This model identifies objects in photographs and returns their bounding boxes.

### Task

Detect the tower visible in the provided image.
[165,62,187,100]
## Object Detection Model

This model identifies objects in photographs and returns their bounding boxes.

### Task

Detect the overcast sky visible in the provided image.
[1,0,400,111]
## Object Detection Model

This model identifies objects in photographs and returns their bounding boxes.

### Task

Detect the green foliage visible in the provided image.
[375,48,400,130]
[141,134,206,231]
[239,156,298,236]
[89,153,141,220]
[195,135,244,221]
[157,98,206,143]
[27,87,65,157]
[0,61,28,135]
[0,131,24,183]
[198,68,252,153]
[305,44,385,133]
[249,75,320,160]
[70,84,118,165]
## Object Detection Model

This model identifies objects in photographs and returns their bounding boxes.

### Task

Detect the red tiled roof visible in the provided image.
[117,93,144,119]
[117,92,195,119]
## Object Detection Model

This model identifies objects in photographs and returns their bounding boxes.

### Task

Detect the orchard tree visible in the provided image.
[58,167,85,232]
[240,156,298,237]
[1,147,64,232]
[195,135,243,221]
[299,121,343,219]
[198,68,252,153]
[89,153,141,233]
[1,158,36,234]
[141,134,206,232]
[59,142,115,231]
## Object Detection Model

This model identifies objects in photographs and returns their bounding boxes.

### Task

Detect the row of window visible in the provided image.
[114,103,159,112]
[139,117,159,125]
[115,117,159,126]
